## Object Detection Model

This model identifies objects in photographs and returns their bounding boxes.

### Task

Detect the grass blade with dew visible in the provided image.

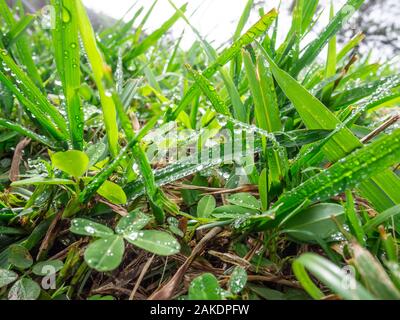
[290,0,365,77]
[73,0,119,157]
[0,118,58,149]
[293,253,374,300]
[243,50,286,188]
[79,115,159,204]
[0,0,43,90]
[123,2,186,63]
[125,128,331,200]
[259,43,400,212]
[321,2,337,104]
[0,51,68,141]
[265,128,400,225]
[3,13,36,48]
[51,0,84,150]
[166,8,278,122]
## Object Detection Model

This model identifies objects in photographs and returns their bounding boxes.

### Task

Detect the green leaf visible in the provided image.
[227,193,261,211]
[167,9,277,121]
[188,273,222,300]
[115,210,151,234]
[228,266,247,294]
[0,0,43,89]
[197,195,217,218]
[51,0,84,150]
[290,0,365,77]
[270,129,400,223]
[167,217,184,237]
[363,204,400,232]
[213,205,259,219]
[97,180,127,205]
[0,226,25,235]
[84,235,125,272]
[0,118,57,148]
[260,31,400,213]
[0,53,67,141]
[185,64,231,116]
[350,242,400,299]
[248,284,285,300]
[293,253,374,300]
[345,190,365,245]
[8,278,41,300]
[32,260,64,276]
[284,203,345,243]
[124,230,180,256]
[8,244,33,269]
[70,218,114,238]
[0,268,18,288]
[11,177,75,187]
[73,0,119,156]
[51,150,89,178]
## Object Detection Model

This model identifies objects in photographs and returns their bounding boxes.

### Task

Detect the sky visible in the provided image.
[82,0,348,49]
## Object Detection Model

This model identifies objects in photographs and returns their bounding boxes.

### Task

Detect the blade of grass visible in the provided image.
[0,0,43,89]
[270,128,400,220]
[73,0,119,156]
[124,3,186,63]
[259,44,400,212]
[290,0,365,77]
[51,0,84,150]
[166,9,278,122]
[0,53,68,141]
[293,253,375,300]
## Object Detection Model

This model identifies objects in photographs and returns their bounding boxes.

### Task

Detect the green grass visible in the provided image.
[0,0,399,301]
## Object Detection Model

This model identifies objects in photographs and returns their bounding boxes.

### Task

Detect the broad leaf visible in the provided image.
[228,266,247,294]
[32,260,64,276]
[8,245,33,269]
[197,195,217,218]
[8,278,41,300]
[97,180,127,205]
[84,235,125,272]
[70,219,114,238]
[51,150,89,177]
[227,193,261,210]
[115,210,151,234]
[124,230,180,256]
[284,203,345,243]
[0,268,18,288]
[188,273,222,300]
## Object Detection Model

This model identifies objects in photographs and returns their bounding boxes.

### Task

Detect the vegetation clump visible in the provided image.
[0,0,399,300]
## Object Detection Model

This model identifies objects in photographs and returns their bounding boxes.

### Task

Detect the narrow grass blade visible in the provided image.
[0,0,43,89]
[290,0,365,77]
[271,129,400,220]
[260,44,400,211]
[293,253,375,300]
[166,9,278,121]
[0,118,57,148]
[73,0,119,156]
[124,3,186,62]
[51,0,84,150]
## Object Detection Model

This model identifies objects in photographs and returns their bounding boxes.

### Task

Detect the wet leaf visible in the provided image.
[8,245,33,269]
[124,230,180,256]
[51,150,89,177]
[188,273,222,300]
[84,235,125,272]
[8,278,41,300]
[0,268,18,288]
[70,218,114,238]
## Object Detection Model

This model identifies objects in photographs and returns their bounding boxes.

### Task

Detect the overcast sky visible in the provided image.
[82,0,349,49]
